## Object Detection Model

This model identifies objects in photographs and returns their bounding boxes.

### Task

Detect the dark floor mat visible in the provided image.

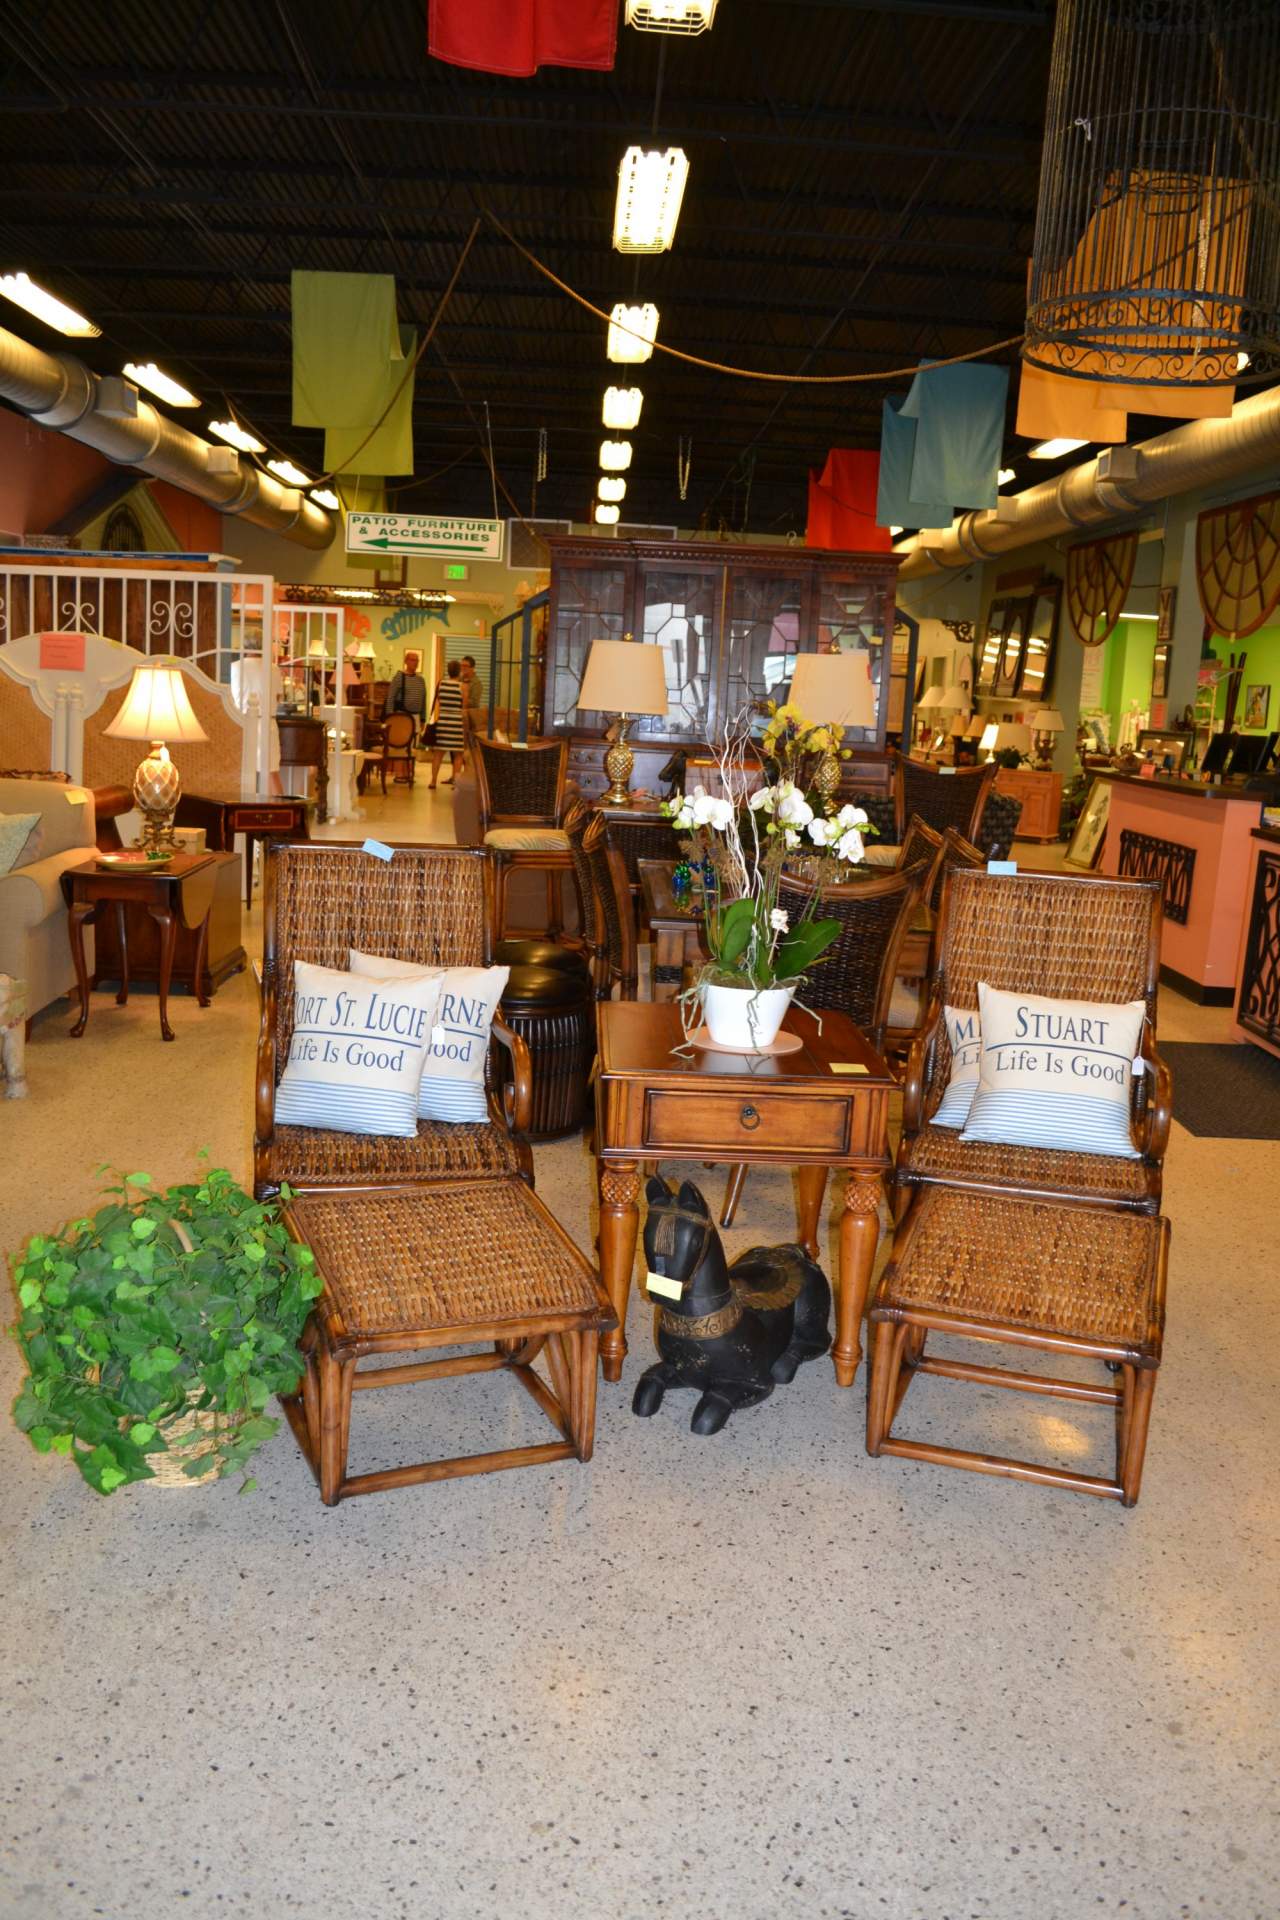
[1160,1041,1280,1139]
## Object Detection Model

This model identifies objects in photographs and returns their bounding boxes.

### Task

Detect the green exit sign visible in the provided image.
[443,562,469,580]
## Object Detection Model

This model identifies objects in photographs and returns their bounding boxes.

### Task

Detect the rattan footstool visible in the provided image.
[867,1188,1168,1506]
[282,1181,616,1504]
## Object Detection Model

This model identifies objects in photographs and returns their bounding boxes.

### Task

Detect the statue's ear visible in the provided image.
[676,1179,708,1215]
[645,1175,671,1205]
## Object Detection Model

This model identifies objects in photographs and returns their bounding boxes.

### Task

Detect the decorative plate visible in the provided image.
[686,1025,804,1057]
[96,850,173,872]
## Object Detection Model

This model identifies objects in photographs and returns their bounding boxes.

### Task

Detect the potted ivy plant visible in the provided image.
[10,1163,322,1494]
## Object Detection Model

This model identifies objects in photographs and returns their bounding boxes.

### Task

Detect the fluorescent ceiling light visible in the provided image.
[310,488,340,511]
[0,271,100,338]
[613,146,690,254]
[123,361,199,407]
[600,439,633,472]
[607,303,659,363]
[267,457,313,487]
[1120,610,1158,621]
[625,0,718,32]
[208,417,265,454]
[603,386,644,430]
[998,466,1016,486]
[598,476,627,503]
[1028,437,1088,459]
[594,504,620,525]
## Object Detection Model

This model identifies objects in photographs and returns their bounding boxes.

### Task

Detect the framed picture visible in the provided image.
[1244,683,1271,729]
[1156,585,1176,644]
[1151,640,1171,700]
[1065,777,1111,869]
[1136,727,1193,771]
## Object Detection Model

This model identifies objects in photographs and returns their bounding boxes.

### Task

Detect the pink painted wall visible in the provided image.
[1102,780,1260,993]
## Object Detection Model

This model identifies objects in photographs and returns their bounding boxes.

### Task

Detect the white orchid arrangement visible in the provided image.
[662,707,875,994]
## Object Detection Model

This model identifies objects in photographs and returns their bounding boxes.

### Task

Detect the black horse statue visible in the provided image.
[633,1177,832,1434]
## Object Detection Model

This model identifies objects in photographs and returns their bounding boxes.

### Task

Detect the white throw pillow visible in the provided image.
[959,982,1146,1159]
[931,1005,983,1127]
[350,950,510,1124]
[274,959,443,1138]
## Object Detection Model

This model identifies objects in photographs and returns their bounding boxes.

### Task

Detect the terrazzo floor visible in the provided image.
[2,779,1276,1920]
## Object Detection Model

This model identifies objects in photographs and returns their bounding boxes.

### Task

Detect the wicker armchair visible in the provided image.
[254,841,533,1200]
[894,754,995,843]
[582,811,638,999]
[378,712,416,793]
[474,736,572,940]
[896,866,1171,1217]
[720,860,931,1227]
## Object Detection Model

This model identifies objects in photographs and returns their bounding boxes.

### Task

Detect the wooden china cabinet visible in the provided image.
[543,537,902,798]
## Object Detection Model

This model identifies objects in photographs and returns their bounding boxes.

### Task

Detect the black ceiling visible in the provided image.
[0,0,1059,535]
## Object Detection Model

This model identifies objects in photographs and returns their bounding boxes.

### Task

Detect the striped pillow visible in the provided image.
[350,951,510,1124]
[274,960,443,1138]
[931,1005,982,1127]
[959,982,1146,1159]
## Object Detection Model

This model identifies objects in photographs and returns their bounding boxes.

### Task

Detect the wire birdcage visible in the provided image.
[1025,0,1280,389]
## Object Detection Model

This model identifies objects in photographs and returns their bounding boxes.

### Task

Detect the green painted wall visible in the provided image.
[1207,625,1280,732]
[1099,617,1159,737]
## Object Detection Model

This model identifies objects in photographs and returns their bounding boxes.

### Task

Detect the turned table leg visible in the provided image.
[114,902,130,1005]
[148,904,178,1042]
[598,1161,641,1383]
[67,900,94,1037]
[834,1171,883,1387]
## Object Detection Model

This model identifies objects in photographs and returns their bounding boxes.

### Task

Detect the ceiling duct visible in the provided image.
[897,384,1280,580]
[0,322,334,551]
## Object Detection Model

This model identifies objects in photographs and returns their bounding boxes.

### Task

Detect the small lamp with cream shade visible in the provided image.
[1029,706,1065,768]
[577,636,670,803]
[787,650,877,802]
[104,664,208,852]
[979,720,1033,765]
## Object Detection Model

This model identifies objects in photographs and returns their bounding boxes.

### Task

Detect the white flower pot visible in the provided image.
[702,980,796,1051]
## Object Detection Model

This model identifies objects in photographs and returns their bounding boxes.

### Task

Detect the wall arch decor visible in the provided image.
[1195,490,1280,639]
[1065,533,1138,648]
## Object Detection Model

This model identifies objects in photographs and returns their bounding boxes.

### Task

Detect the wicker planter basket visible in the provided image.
[142,1396,247,1488]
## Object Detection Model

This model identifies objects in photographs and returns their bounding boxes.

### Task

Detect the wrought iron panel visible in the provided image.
[1238,849,1280,1047]
[1117,829,1196,928]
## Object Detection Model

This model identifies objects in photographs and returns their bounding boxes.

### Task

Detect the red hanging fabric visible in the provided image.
[806,450,891,553]
[428,0,617,75]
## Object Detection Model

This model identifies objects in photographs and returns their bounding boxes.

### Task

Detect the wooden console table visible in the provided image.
[994,766,1063,841]
[594,1000,895,1387]
[62,853,229,1042]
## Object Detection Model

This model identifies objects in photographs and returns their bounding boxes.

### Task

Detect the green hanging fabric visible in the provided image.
[322,329,417,476]
[291,271,407,428]
[339,475,389,569]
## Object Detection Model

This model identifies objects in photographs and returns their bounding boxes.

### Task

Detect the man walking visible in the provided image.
[386,650,428,739]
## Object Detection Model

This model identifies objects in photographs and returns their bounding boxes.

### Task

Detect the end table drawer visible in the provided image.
[643,1089,850,1155]
[230,807,298,831]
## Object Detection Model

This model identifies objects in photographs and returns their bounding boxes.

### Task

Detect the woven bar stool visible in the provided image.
[283,1184,616,1505]
[499,965,595,1140]
[867,1189,1168,1506]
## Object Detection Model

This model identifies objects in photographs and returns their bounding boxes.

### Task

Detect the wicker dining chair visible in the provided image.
[473,736,573,941]
[582,810,638,999]
[378,712,416,794]
[562,797,608,994]
[893,754,995,844]
[254,840,533,1200]
[719,859,931,1228]
[896,866,1171,1217]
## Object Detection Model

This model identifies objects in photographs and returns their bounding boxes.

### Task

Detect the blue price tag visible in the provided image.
[986,859,1018,875]
[362,838,394,862]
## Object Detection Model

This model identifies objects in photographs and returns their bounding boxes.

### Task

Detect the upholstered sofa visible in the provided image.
[0,777,97,1022]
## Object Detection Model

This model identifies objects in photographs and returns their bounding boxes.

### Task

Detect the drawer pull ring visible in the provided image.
[740,1104,760,1130]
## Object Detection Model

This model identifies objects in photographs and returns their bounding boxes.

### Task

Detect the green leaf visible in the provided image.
[774,917,842,980]
[18,1280,41,1308]
[28,1425,53,1453]
[125,1171,153,1186]
[51,1433,74,1455]
[128,1422,157,1446]
[712,896,757,968]
[130,1216,157,1240]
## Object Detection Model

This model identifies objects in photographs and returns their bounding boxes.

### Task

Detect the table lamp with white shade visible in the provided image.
[104,664,209,852]
[979,720,1033,765]
[577,636,670,803]
[787,650,877,802]
[1029,706,1065,768]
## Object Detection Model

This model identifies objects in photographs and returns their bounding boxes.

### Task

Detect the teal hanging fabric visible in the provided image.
[902,360,1009,511]
[875,395,953,530]
[291,272,407,429]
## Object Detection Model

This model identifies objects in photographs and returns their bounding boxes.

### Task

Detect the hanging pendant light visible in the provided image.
[1024,0,1280,390]
[607,303,659,363]
[598,476,627,503]
[595,503,620,525]
[603,387,644,430]
[613,147,690,254]
[626,1,717,32]
[600,440,633,472]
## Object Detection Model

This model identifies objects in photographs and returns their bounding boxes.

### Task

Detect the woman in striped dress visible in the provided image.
[427,658,467,787]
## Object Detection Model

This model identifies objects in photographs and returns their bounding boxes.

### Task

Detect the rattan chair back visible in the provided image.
[977,787,1023,859]
[778,858,931,1047]
[896,815,946,894]
[562,798,599,947]
[582,811,637,996]
[474,736,568,828]
[601,812,682,885]
[382,712,415,750]
[926,866,1162,1113]
[262,840,493,1088]
[894,754,995,843]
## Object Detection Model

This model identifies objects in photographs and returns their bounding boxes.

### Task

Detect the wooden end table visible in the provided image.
[61,854,224,1042]
[177,791,312,909]
[637,858,706,1001]
[594,1000,895,1388]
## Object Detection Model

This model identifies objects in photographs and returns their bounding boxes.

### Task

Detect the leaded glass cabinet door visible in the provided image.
[549,560,633,731]
[638,565,721,742]
[722,569,808,726]
[814,569,892,746]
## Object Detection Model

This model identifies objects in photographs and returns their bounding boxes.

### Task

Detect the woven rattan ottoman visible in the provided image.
[867,1188,1169,1506]
[283,1182,616,1504]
